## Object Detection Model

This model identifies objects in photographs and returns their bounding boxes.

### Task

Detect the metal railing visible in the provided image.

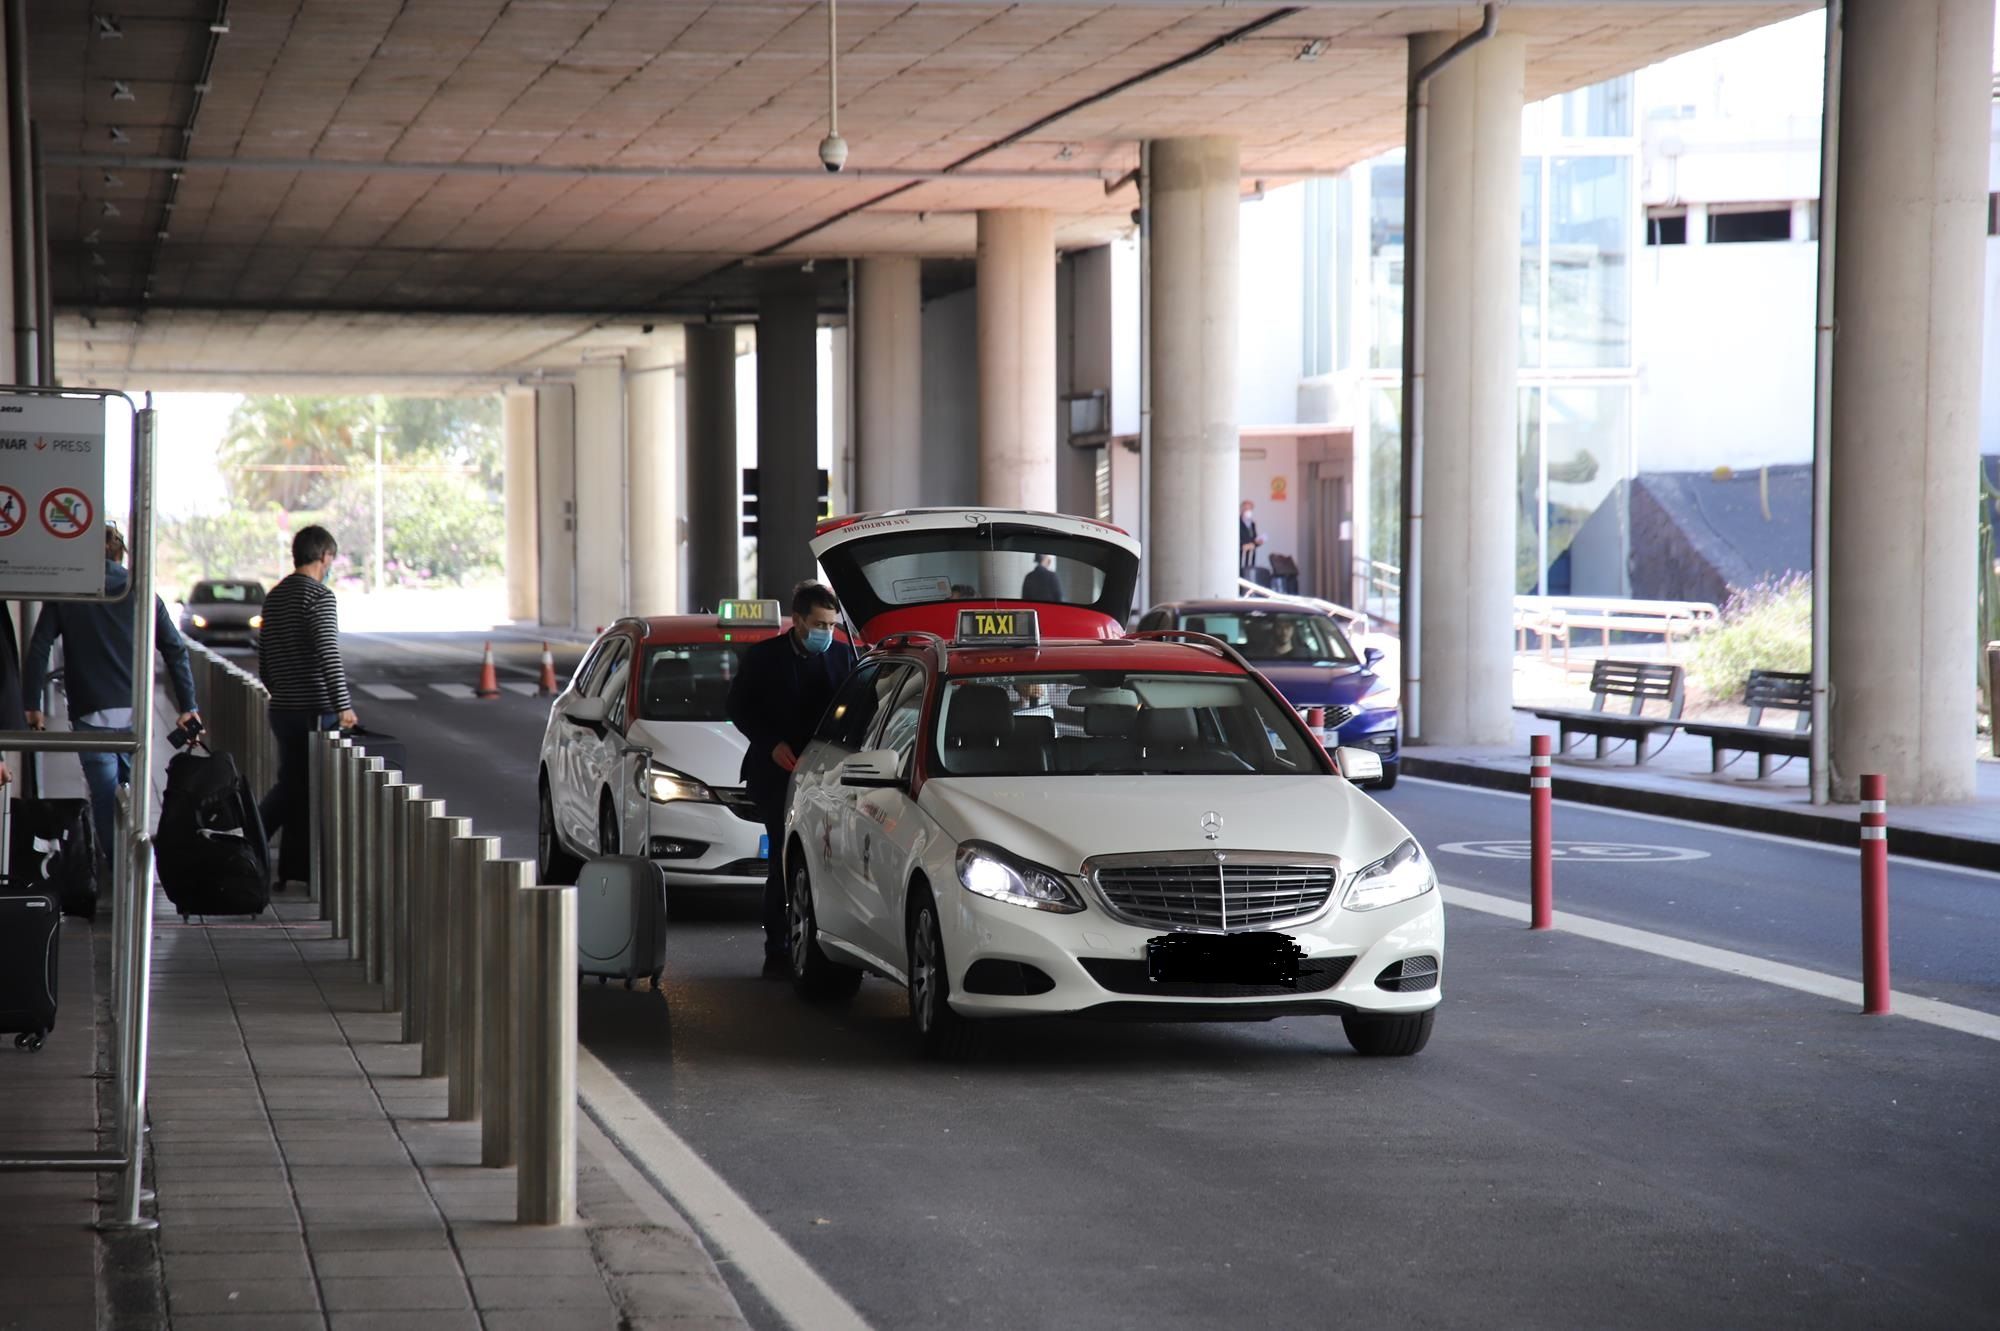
[1512,595,1721,666]
[182,652,579,1225]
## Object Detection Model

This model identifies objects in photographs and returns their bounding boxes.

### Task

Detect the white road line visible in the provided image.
[1443,884,2000,1043]
[577,1049,874,1331]
[1404,775,2000,881]
[356,682,417,701]
[427,682,476,699]
[501,681,541,697]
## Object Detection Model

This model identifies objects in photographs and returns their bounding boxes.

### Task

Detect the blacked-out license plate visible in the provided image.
[1146,933,1303,987]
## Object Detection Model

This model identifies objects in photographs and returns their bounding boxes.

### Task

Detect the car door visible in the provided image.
[550,639,606,841]
[850,665,931,962]
[792,661,888,944]
[580,638,634,854]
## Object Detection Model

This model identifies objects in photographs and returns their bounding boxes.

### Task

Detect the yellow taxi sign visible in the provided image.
[717,598,783,628]
[955,607,1040,646]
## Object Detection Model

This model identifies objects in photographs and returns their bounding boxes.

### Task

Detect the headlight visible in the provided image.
[249,614,263,629]
[189,614,209,628]
[642,764,716,805]
[955,841,1084,914]
[1343,838,1435,912]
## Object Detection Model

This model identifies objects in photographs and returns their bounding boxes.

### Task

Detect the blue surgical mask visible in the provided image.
[803,626,834,654]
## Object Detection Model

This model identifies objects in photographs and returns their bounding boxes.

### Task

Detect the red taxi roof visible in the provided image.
[927,638,1241,677]
[635,615,787,647]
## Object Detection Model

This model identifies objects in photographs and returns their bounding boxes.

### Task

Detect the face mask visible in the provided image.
[321,562,335,586]
[803,626,834,654]
[1243,509,1255,522]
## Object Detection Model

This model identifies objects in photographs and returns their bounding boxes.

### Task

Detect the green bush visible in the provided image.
[1689,575,1811,704]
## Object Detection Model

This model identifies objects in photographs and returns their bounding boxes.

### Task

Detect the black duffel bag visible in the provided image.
[155,745,272,919]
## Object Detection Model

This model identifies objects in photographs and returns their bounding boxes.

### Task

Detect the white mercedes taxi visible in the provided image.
[537,603,787,899]
[781,509,1442,1059]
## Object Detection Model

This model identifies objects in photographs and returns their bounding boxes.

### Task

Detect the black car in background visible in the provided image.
[179,579,266,647]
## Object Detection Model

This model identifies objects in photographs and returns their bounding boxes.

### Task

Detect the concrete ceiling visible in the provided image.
[33,1,1814,390]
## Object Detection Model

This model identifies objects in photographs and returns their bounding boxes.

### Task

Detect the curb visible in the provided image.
[1400,754,1999,873]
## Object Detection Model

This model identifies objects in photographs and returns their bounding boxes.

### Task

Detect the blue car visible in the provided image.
[1136,599,1399,789]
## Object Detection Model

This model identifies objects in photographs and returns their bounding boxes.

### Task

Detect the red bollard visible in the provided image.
[1530,734,1553,930]
[1860,773,1890,1014]
[1306,706,1326,747]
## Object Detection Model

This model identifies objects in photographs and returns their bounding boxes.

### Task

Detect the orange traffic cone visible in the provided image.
[475,641,501,699]
[537,643,559,696]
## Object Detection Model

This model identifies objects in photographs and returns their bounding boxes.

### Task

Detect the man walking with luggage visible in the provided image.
[23,526,201,860]
[726,581,856,978]
[257,526,357,889]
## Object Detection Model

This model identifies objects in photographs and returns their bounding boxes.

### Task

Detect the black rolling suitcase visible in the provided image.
[8,797,99,919]
[0,893,60,1051]
[155,744,272,919]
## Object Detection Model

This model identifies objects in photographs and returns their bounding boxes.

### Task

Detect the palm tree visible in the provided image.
[222,396,379,509]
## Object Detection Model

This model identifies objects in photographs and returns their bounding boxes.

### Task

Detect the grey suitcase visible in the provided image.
[576,855,667,990]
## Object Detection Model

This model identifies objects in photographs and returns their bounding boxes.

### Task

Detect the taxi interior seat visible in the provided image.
[944,685,1047,775]
[645,658,699,717]
[1052,703,1141,773]
[1137,706,1252,773]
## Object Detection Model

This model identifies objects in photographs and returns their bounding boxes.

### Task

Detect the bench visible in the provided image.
[1681,670,1811,780]
[1531,660,1685,765]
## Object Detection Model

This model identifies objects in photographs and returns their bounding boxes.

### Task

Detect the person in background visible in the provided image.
[257,526,357,889]
[23,526,201,860]
[726,581,857,978]
[1021,553,1062,602]
[1239,500,1264,575]
[0,603,25,791]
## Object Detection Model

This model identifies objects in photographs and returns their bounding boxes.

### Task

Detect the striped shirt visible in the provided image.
[257,572,353,713]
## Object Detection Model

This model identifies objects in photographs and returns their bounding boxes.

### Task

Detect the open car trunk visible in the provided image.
[809,509,1141,644]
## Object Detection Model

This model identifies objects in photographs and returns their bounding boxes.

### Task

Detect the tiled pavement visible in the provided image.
[2,890,748,1331]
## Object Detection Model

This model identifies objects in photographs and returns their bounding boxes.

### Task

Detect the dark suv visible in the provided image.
[1136,600,1398,788]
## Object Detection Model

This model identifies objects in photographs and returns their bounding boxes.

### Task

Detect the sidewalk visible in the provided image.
[2,737,749,1329]
[1401,709,2000,869]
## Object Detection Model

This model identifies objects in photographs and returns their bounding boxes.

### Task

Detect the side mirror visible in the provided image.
[1334,746,1384,786]
[565,694,608,726]
[840,749,903,788]
[1363,647,1385,669]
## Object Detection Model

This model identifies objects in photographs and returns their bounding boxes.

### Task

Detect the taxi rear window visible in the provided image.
[638,645,744,722]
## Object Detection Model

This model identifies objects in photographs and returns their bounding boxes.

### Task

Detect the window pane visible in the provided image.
[1369,161,1405,371]
[1517,386,1544,595]
[1542,386,1631,597]
[1560,76,1632,138]
[1548,156,1631,368]
[1334,172,1354,372]
[1520,158,1544,369]
[1368,386,1402,568]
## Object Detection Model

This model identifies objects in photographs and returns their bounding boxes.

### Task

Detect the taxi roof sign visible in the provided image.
[954,607,1040,646]
[717,598,783,628]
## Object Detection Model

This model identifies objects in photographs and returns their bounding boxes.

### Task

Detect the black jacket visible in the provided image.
[0,603,25,731]
[726,631,858,803]
[23,562,198,717]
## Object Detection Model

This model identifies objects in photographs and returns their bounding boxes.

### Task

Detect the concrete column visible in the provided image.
[855,256,923,512]
[502,389,539,623]
[756,270,820,598]
[627,343,680,616]
[573,359,627,633]
[534,383,577,630]
[1828,0,1992,803]
[1146,139,1241,602]
[976,209,1057,511]
[685,324,739,612]
[1411,30,1527,746]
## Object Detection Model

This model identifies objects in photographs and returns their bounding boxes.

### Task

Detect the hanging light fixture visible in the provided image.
[817,0,847,172]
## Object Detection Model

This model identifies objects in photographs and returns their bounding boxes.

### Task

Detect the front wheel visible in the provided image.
[907,890,979,1060]
[1342,1008,1434,1057]
[788,856,861,1002]
[538,783,581,886]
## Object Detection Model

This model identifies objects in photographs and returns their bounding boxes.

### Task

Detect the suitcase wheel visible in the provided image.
[651,971,664,990]
[597,975,606,985]
[15,1032,44,1052]
[623,977,633,990]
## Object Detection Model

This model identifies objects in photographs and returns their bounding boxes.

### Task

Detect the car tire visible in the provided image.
[788,855,861,1002]
[1342,1008,1434,1057]
[537,782,581,886]
[907,887,980,1061]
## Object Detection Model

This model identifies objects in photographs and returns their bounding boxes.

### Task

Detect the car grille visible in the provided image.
[1296,704,1359,732]
[1086,854,1342,933]
[1079,955,1353,998]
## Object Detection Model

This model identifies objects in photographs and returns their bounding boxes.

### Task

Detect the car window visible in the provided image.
[869,668,929,771]
[571,641,609,696]
[1183,611,1355,665]
[599,641,635,728]
[1137,610,1166,632]
[638,645,743,722]
[815,663,886,751]
[191,581,264,604]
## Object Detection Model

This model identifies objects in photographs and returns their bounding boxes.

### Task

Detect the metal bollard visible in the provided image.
[517,884,577,1225]
[323,738,349,925]
[383,782,421,1014]
[481,859,531,1167]
[401,799,445,1044]
[354,757,386,965]
[449,835,500,1122]
[369,768,405,987]
[336,744,361,939]
[423,816,471,1079]
[306,729,324,905]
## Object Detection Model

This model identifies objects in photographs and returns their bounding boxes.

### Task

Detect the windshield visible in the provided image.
[192,582,264,604]
[932,671,1327,778]
[638,645,745,722]
[816,523,1137,627]
[1177,610,1355,665]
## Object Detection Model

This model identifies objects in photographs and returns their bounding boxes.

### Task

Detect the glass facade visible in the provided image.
[1349,74,1639,598]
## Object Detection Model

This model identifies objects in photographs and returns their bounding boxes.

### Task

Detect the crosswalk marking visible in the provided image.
[427,682,476,699]
[357,682,417,701]
[502,681,541,697]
